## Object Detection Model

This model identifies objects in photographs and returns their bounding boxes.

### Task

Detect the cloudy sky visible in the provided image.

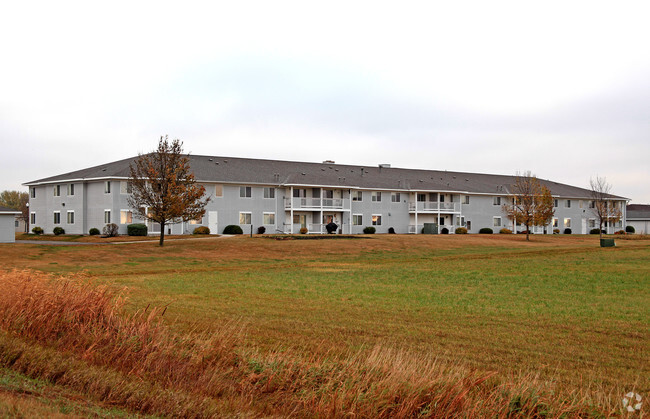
[1,1,649,202]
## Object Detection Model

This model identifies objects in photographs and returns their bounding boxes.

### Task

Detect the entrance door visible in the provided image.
[208,211,218,234]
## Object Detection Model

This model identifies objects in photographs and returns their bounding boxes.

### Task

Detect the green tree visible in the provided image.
[127,136,210,246]
[0,190,29,231]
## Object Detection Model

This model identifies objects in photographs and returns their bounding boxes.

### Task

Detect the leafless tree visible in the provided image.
[589,176,621,239]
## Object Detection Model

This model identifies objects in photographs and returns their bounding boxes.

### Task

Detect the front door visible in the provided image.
[208,211,218,234]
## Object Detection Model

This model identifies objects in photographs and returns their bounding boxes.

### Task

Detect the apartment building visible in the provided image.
[24,156,628,235]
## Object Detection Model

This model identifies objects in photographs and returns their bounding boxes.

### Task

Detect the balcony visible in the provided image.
[408,202,460,213]
[285,198,346,210]
[408,224,457,234]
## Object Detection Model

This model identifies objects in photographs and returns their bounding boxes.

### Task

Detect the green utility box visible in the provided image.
[422,223,438,234]
[600,238,615,247]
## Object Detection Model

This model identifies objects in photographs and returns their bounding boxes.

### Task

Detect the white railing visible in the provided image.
[408,202,460,212]
[408,224,457,234]
[285,198,346,209]
[308,223,323,233]
[408,224,423,234]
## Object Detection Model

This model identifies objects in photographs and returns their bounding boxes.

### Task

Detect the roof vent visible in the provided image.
[323,160,335,164]
[209,158,213,161]
[379,164,391,168]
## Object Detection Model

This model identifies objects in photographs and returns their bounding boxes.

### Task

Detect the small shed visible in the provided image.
[0,206,21,243]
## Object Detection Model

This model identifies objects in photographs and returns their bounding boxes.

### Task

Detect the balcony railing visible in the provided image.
[408,224,457,234]
[408,202,460,212]
[285,198,346,209]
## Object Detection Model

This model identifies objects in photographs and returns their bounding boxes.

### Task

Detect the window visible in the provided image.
[239,212,252,224]
[30,188,36,198]
[463,195,470,204]
[552,218,558,228]
[120,181,132,194]
[323,190,334,199]
[371,192,381,202]
[67,184,75,196]
[417,193,426,202]
[53,185,61,197]
[67,211,75,224]
[391,192,401,202]
[554,199,558,208]
[493,196,501,205]
[293,189,306,198]
[588,219,596,228]
[371,215,382,225]
[589,200,595,209]
[263,212,275,225]
[15,220,19,228]
[439,195,445,203]
[120,210,132,224]
[104,181,111,194]
[352,214,363,225]
[30,213,36,224]
[493,217,502,227]
[53,212,61,224]
[263,187,275,199]
[352,191,362,201]
[579,200,583,208]
[189,216,203,225]
[214,184,223,197]
[564,218,571,228]
[240,186,251,198]
[293,214,306,226]
[104,210,111,224]
[565,200,571,208]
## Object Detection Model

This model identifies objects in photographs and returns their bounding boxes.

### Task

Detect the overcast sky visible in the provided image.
[1,1,649,202]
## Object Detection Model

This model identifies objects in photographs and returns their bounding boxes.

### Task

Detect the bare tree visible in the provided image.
[589,176,621,239]
[128,136,210,246]
[502,171,555,241]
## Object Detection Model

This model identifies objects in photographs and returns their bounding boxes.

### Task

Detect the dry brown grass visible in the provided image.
[0,269,623,417]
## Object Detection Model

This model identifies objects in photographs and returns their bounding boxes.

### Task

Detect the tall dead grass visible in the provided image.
[0,269,617,417]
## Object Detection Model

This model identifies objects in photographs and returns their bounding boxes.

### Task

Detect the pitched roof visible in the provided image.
[0,205,21,214]
[24,155,626,199]
[626,204,650,219]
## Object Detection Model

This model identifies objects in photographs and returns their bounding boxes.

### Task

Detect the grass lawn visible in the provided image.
[0,234,647,416]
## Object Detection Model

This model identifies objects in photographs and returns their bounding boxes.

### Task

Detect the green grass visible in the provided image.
[0,234,648,415]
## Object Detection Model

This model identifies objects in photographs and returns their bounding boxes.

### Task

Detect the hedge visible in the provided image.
[127,224,148,236]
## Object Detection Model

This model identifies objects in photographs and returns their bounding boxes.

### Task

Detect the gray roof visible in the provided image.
[25,155,626,199]
[0,205,21,213]
[626,204,650,219]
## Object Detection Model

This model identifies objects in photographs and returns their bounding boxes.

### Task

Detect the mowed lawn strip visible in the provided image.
[0,235,647,393]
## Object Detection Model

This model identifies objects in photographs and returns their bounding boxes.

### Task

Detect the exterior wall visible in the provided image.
[627,220,649,234]
[0,213,17,243]
[15,217,27,233]
[26,179,629,236]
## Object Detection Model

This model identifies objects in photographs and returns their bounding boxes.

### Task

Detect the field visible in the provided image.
[0,234,647,417]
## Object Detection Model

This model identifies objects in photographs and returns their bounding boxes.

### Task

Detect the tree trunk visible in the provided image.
[599,221,603,240]
[526,226,530,241]
[159,221,165,246]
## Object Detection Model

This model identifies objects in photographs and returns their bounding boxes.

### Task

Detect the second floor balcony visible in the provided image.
[285,197,346,209]
[408,202,460,213]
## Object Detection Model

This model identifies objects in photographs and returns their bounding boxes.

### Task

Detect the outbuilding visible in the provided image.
[0,206,21,243]
[626,204,650,234]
